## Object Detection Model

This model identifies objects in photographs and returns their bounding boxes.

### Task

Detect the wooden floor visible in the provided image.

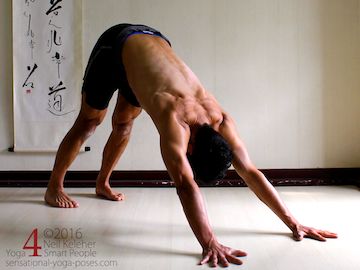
[0,186,359,269]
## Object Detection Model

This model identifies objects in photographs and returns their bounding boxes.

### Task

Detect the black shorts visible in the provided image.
[82,24,171,109]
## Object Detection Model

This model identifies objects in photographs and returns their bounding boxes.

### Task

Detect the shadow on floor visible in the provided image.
[107,241,201,260]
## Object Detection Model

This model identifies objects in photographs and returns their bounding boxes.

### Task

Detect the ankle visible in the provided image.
[96,177,110,187]
[47,181,64,191]
[96,182,110,188]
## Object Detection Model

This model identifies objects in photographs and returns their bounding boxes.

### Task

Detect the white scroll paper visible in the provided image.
[13,0,82,152]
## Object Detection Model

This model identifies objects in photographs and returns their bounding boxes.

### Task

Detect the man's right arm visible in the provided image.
[158,114,214,249]
[158,113,246,267]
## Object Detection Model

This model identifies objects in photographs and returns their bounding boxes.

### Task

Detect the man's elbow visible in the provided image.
[169,165,196,196]
[175,180,197,197]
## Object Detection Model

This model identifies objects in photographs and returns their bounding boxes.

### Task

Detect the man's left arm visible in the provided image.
[218,114,338,241]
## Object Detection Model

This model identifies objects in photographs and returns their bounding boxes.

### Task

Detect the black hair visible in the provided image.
[187,124,233,184]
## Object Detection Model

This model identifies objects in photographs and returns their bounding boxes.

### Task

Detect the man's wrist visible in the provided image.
[286,217,300,232]
[201,234,217,250]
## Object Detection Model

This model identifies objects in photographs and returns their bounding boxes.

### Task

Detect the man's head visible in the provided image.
[187,124,233,184]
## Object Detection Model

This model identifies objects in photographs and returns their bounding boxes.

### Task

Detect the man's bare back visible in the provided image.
[122,34,224,131]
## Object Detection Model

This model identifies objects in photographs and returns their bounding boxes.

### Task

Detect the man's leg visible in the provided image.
[95,94,142,200]
[45,94,107,208]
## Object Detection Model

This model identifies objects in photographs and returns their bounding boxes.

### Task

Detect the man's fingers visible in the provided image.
[306,231,326,242]
[201,246,247,267]
[210,254,218,268]
[199,252,211,265]
[231,249,247,257]
[226,254,243,265]
[319,230,338,239]
[294,228,337,242]
[218,255,229,267]
[293,226,338,242]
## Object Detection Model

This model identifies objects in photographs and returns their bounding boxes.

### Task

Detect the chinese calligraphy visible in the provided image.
[22,63,38,89]
[22,0,37,92]
[44,0,72,116]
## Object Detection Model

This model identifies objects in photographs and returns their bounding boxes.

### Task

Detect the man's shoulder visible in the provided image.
[147,92,177,115]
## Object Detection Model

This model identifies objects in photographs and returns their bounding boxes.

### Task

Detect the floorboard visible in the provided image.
[0,186,358,269]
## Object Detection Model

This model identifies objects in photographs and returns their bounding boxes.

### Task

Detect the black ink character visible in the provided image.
[24,12,34,38]
[47,30,62,53]
[48,18,62,29]
[52,52,65,79]
[48,81,65,114]
[24,12,36,58]
[45,0,62,16]
[48,80,66,96]
[47,81,75,116]
[22,63,38,88]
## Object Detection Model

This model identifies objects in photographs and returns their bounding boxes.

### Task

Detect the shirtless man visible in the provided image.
[45,24,337,267]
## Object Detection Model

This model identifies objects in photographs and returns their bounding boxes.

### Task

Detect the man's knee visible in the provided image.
[111,109,140,136]
[112,120,133,137]
[76,114,104,138]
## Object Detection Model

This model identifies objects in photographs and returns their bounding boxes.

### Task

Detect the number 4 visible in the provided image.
[23,228,42,256]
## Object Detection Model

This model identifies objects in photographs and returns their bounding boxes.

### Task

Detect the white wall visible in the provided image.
[0,0,359,170]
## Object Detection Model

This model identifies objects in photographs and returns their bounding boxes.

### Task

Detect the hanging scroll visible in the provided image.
[12,0,82,152]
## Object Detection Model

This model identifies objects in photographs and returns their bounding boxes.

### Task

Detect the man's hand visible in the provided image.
[200,238,247,268]
[291,224,338,241]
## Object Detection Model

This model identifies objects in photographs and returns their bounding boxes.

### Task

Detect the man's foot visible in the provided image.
[96,185,125,201]
[45,187,79,208]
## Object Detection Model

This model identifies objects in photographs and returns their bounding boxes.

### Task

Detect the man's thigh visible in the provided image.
[112,92,142,125]
[77,93,108,124]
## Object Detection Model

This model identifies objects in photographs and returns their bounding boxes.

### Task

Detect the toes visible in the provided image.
[115,193,124,201]
[54,194,77,208]
[110,194,119,200]
[59,200,65,208]
[45,189,79,208]
[96,188,125,201]
[112,194,123,201]
[65,199,78,208]
[71,200,79,208]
